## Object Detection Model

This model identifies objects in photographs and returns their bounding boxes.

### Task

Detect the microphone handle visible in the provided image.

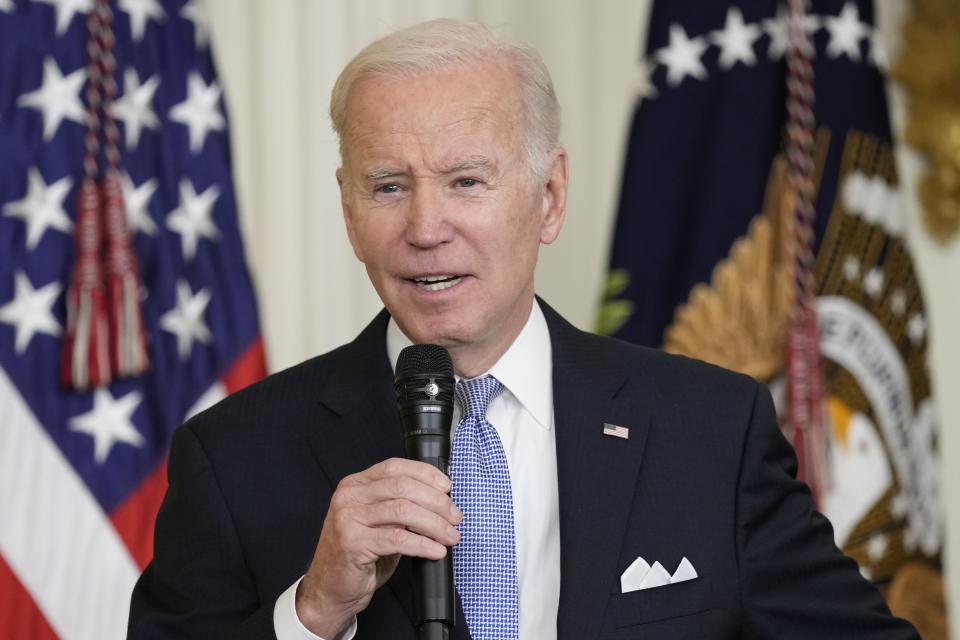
[419,621,451,640]
[404,424,456,634]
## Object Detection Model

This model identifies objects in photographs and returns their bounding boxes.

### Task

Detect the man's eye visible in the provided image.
[376,184,400,194]
[456,178,478,188]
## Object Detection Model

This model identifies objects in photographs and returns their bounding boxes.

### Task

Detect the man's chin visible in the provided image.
[394,314,475,350]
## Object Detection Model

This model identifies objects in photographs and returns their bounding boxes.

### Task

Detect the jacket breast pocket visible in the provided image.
[614,577,712,628]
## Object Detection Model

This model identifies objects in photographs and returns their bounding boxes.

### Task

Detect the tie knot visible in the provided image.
[456,376,504,419]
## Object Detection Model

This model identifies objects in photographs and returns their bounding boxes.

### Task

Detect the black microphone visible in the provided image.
[394,344,457,640]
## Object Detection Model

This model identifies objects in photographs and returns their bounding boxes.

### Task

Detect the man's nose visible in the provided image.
[405,187,452,248]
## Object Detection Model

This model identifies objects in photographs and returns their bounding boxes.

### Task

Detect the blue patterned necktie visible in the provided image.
[450,376,519,640]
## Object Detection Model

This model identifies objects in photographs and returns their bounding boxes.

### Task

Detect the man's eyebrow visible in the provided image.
[362,168,403,182]
[361,158,495,183]
[443,157,495,174]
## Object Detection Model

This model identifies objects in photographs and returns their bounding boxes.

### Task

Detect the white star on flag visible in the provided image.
[863,267,884,297]
[118,0,165,42]
[710,7,762,70]
[3,167,74,250]
[160,279,212,359]
[32,0,93,35]
[890,492,910,518]
[824,1,869,62]
[866,533,888,561]
[166,178,221,260]
[169,71,225,153]
[121,172,158,235]
[655,24,708,88]
[16,57,87,140]
[890,289,907,316]
[842,255,860,281]
[763,6,820,61]
[907,314,926,345]
[0,0,14,13]
[179,0,210,49]
[69,388,145,464]
[0,270,62,354]
[111,67,161,148]
[633,57,658,102]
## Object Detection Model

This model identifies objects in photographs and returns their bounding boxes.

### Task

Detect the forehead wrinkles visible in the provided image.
[347,115,522,184]
[342,62,525,168]
[350,96,520,145]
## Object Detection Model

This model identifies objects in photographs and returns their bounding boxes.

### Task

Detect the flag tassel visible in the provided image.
[103,170,149,377]
[61,177,111,390]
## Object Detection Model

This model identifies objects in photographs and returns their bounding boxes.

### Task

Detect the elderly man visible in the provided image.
[128,18,918,640]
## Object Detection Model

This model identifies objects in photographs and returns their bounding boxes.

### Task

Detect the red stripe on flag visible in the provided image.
[223,336,266,394]
[110,461,168,570]
[0,553,59,640]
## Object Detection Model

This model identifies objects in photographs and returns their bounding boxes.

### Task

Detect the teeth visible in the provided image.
[414,275,463,291]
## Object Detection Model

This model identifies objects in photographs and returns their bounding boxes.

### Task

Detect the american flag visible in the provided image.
[602,422,630,440]
[0,1,265,637]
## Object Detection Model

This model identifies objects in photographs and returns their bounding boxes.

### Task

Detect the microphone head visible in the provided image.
[395,344,454,379]
[394,344,455,412]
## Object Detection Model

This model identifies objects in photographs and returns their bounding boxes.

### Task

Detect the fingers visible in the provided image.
[346,457,451,493]
[330,458,461,555]
[339,459,461,525]
[368,526,449,561]
[359,498,460,545]
[348,475,461,523]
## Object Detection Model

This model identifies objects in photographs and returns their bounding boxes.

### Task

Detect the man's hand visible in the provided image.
[295,458,462,637]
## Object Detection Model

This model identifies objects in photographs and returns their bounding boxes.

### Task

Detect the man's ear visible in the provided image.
[539,147,568,245]
[338,168,365,262]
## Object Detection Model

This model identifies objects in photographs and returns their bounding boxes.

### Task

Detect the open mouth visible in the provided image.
[412,275,464,291]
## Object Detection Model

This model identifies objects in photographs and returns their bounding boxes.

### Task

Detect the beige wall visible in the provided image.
[206,1,959,632]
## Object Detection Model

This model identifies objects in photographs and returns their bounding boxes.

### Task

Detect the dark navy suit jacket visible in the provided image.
[128,301,918,639]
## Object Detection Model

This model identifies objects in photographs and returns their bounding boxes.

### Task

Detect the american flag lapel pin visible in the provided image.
[603,422,630,439]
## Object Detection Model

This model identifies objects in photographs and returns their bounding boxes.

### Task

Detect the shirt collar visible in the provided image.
[386,299,554,430]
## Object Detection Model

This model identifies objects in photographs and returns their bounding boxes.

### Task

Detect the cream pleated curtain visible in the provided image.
[203,1,960,632]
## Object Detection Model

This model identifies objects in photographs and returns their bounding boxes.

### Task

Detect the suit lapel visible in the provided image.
[541,301,653,640]
[308,309,403,491]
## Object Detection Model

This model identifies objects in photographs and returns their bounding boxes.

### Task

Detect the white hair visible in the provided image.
[329,18,561,182]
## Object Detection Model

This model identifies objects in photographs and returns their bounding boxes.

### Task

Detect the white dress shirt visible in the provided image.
[274,300,561,640]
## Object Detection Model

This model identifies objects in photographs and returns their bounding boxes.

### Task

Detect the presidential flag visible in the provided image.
[0,0,265,637]
[598,0,941,627]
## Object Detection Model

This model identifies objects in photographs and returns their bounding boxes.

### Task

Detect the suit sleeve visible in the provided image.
[127,424,276,640]
[735,382,919,638]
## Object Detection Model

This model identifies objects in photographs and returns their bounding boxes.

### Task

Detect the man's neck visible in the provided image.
[447,298,535,378]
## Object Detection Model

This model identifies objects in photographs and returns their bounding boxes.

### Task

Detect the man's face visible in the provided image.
[338,57,567,374]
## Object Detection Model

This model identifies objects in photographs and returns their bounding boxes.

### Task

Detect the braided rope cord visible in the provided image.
[96,0,120,171]
[785,0,827,501]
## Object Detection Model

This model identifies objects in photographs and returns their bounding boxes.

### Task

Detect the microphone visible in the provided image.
[394,344,457,640]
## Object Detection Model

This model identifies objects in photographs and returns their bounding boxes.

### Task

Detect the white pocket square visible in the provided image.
[620,556,698,593]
